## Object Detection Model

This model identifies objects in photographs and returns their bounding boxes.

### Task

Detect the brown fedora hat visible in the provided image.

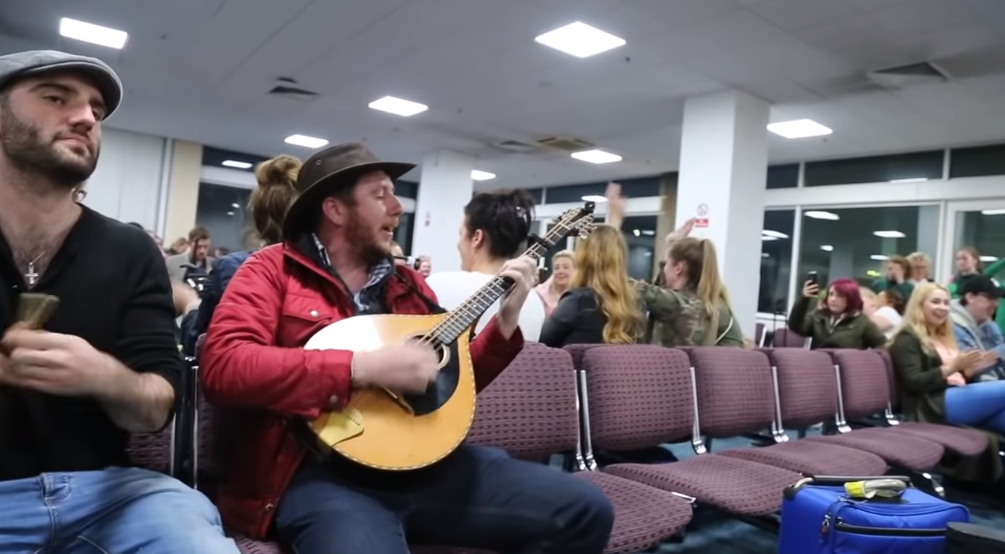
[283,141,415,240]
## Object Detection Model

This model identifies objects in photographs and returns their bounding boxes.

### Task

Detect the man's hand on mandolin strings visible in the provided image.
[497,256,537,339]
[350,342,440,395]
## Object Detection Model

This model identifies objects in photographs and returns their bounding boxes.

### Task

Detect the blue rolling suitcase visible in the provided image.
[778,476,970,554]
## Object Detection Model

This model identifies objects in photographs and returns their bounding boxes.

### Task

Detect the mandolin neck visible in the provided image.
[431,241,554,344]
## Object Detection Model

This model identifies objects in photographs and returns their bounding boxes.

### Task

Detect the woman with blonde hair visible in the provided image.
[535,250,574,318]
[181,154,302,353]
[539,225,644,347]
[889,282,1005,434]
[635,220,743,347]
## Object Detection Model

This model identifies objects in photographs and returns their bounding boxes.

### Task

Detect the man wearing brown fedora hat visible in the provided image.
[0,50,239,552]
[201,142,614,553]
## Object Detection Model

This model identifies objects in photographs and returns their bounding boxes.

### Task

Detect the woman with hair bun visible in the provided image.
[180,155,302,354]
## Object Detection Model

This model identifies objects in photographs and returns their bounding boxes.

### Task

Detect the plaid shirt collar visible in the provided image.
[311,233,393,312]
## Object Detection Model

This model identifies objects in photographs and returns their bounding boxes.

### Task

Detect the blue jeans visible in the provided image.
[275,445,614,554]
[0,467,239,553]
[945,380,1005,434]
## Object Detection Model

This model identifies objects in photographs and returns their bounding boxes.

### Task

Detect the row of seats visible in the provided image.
[152,342,993,554]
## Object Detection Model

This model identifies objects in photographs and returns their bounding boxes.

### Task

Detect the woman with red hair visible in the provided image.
[788,277,888,349]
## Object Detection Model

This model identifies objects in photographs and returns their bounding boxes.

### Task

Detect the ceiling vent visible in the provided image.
[536,136,595,152]
[493,139,538,153]
[268,77,319,102]
[867,62,950,89]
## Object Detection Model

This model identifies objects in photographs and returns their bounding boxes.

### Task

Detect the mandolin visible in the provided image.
[304,202,596,471]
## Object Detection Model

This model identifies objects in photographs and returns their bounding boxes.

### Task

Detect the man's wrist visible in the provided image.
[91,353,137,400]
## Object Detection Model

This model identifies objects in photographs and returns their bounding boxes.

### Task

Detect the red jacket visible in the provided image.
[200,244,524,539]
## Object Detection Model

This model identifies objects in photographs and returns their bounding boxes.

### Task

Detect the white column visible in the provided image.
[412,150,474,273]
[675,90,770,335]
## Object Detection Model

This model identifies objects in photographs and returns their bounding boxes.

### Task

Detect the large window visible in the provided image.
[759,210,795,314]
[538,215,657,281]
[804,151,944,187]
[952,210,1005,274]
[796,205,940,288]
[195,183,252,253]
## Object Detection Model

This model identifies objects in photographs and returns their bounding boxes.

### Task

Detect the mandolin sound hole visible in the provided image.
[401,335,460,416]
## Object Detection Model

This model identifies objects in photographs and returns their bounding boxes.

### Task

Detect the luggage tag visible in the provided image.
[844,478,908,502]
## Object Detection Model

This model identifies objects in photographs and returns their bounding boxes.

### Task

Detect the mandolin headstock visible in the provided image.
[548,201,596,245]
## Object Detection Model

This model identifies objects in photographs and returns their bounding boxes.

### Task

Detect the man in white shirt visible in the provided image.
[426,189,546,341]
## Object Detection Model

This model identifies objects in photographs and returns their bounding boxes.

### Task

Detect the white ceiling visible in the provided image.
[2,0,1005,189]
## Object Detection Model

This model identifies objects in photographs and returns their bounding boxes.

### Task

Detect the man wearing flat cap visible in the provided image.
[0,50,238,552]
[201,143,614,553]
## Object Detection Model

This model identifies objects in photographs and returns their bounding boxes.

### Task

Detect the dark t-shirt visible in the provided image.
[0,206,182,481]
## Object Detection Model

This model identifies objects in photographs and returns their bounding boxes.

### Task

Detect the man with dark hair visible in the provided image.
[0,49,236,552]
[426,189,546,340]
[166,225,213,283]
[201,142,613,554]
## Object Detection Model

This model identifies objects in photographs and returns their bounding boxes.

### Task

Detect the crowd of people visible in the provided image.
[2,47,1004,554]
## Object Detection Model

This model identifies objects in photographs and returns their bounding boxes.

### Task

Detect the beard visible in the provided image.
[346,211,393,266]
[0,100,98,189]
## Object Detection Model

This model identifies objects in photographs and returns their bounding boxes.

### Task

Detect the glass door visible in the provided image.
[940,200,1005,283]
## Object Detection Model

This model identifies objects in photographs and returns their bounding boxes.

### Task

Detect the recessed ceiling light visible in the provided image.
[59,17,128,49]
[762,236,779,241]
[226,211,235,217]
[871,254,890,261]
[582,195,607,203]
[368,95,428,117]
[641,230,655,236]
[470,170,496,181]
[980,255,999,262]
[874,230,905,238]
[804,210,840,220]
[222,160,252,169]
[889,177,928,183]
[762,230,789,239]
[534,21,626,58]
[762,252,770,258]
[285,134,329,148]
[571,149,622,164]
[767,119,833,139]
[632,229,640,237]
[231,203,241,209]
[981,209,1005,216]
[820,245,834,252]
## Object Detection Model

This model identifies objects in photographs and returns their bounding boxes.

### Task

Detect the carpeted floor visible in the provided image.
[639,435,1005,553]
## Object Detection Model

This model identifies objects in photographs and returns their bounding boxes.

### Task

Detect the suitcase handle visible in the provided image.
[783,475,912,500]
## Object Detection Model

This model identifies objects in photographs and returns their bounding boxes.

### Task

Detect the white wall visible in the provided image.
[83,128,169,229]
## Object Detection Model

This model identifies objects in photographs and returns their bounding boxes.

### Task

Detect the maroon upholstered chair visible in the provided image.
[583,345,803,516]
[800,350,946,472]
[876,349,988,456]
[127,423,175,476]
[685,347,888,477]
[458,343,692,554]
[772,328,808,348]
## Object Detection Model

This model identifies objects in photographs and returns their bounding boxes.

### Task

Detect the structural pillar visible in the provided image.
[676,90,770,335]
[412,150,475,274]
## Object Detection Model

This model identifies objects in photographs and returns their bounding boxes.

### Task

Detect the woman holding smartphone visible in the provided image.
[787,274,887,349]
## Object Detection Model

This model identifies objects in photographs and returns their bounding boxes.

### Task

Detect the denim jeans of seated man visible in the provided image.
[0,466,239,554]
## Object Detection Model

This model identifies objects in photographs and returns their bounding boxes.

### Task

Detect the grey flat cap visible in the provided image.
[0,50,122,119]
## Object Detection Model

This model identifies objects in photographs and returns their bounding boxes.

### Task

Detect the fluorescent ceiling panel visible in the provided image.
[534,22,626,58]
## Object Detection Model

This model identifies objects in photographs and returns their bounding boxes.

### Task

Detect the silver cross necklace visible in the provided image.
[19,251,46,287]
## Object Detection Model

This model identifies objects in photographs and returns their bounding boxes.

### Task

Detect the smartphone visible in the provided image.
[806,271,819,287]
